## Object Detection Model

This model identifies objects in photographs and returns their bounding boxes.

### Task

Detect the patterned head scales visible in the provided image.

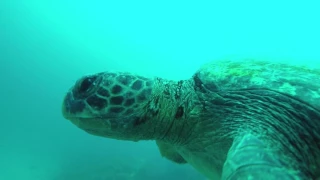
[62,72,154,140]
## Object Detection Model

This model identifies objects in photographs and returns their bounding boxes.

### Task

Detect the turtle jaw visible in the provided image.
[62,92,123,138]
[61,91,110,128]
[62,92,85,118]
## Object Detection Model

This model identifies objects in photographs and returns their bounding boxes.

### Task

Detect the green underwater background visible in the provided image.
[1,0,320,179]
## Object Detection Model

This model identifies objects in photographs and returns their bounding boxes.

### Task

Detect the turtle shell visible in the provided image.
[195,58,320,110]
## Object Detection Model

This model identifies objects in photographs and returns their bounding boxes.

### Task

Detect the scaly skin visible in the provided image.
[62,58,320,179]
[62,72,196,142]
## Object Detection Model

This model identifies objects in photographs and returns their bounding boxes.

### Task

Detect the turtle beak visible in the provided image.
[62,92,86,120]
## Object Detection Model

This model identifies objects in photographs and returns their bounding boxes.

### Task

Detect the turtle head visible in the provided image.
[62,72,155,141]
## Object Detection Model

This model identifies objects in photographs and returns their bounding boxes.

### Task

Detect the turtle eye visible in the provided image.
[79,76,97,93]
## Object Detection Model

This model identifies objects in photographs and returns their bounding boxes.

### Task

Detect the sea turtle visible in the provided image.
[61,58,320,180]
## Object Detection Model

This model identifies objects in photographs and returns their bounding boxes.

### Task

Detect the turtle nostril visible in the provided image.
[79,76,97,93]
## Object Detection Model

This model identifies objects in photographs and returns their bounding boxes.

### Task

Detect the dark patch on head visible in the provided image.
[146,80,153,87]
[65,93,86,113]
[124,98,135,107]
[125,108,134,115]
[137,88,152,102]
[79,76,97,94]
[116,75,135,86]
[86,95,107,109]
[175,106,184,119]
[102,79,114,87]
[110,96,124,105]
[111,85,123,94]
[109,107,125,113]
[124,91,134,98]
[73,76,99,99]
[132,80,143,90]
[100,73,118,87]
[97,88,110,97]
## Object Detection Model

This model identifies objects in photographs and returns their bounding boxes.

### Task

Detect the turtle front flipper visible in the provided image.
[222,134,304,180]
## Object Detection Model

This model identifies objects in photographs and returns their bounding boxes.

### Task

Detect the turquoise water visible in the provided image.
[1,0,320,179]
